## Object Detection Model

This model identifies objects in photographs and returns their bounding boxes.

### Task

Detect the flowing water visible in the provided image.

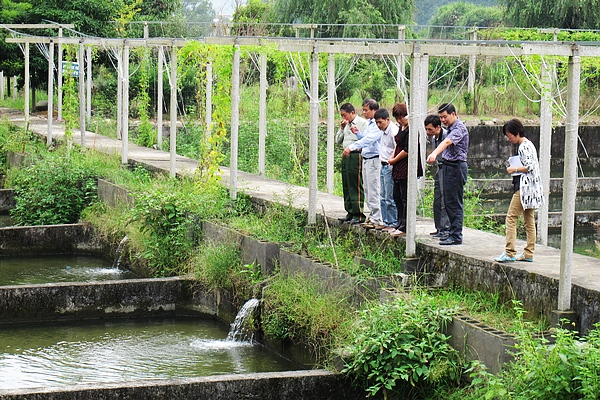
[0,317,301,390]
[112,236,129,269]
[227,298,260,342]
[0,255,137,286]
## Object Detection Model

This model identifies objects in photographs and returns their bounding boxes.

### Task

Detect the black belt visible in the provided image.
[363,155,379,160]
[381,161,388,166]
[441,159,466,166]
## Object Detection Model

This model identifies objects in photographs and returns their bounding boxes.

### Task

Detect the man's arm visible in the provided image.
[426,137,453,164]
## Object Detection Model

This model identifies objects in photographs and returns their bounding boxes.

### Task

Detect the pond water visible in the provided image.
[0,255,137,285]
[0,214,13,227]
[547,226,600,257]
[479,192,600,213]
[0,317,301,390]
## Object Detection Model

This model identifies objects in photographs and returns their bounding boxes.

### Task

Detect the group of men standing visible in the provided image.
[336,100,469,246]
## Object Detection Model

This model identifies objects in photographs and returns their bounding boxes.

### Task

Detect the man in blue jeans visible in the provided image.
[426,103,469,245]
[374,108,398,231]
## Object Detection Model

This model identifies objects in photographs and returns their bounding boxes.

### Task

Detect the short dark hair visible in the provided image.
[503,118,525,137]
[340,103,355,113]
[363,98,379,111]
[374,108,389,120]
[392,103,407,119]
[424,114,441,128]
[438,103,456,115]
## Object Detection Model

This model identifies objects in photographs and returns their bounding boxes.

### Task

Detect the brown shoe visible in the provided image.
[374,224,387,230]
[389,229,405,237]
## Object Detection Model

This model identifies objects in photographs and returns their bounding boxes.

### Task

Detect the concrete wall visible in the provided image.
[0,370,365,400]
[0,189,14,212]
[443,124,600,171]
[0,223,107,256]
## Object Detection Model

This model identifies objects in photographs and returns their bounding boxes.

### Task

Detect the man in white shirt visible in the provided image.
[375,108,398,231]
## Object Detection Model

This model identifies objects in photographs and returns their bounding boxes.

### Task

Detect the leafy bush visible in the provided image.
[342,292,462,399]
[8,149,98,225]
[456,324,600,400]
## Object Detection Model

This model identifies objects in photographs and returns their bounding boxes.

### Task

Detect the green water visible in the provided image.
[0,255,137,286]
[0,318,301,390]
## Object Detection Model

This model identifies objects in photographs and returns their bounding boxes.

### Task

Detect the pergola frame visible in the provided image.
[5,31,594,318]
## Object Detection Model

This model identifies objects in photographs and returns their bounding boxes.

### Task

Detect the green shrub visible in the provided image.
[7,149,98,225]
[342,292,462,399]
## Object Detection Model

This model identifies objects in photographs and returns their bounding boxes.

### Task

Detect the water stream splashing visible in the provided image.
[226,298,259,342]
[112,236,129,269]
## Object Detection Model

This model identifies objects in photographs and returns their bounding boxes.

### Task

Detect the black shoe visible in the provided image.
[338,216,352,222]
[348,218,361,225]
[439,238,462,245]
[436,234,449,240]
[429,231,439,236]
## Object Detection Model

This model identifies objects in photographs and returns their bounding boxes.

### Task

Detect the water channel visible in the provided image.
[0,317,301,390]
[0,255,137,285]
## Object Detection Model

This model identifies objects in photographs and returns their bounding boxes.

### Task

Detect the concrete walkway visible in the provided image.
[3,109,600,327]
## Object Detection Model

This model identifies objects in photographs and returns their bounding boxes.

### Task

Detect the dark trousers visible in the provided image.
[443,161,468,241]
[433,167,450,234]
[341,152,365,221]
[393,179,407,232]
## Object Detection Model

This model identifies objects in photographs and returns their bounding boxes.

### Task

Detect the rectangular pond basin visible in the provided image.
[0,255,137,286]
[0,317,302,390]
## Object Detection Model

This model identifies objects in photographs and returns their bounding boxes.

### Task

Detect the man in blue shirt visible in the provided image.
[426,103,469,245]
[342,99,383,228]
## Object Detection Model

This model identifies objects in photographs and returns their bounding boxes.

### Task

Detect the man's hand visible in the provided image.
[426,152,437,164]
[340,118,348,129]
[342,147,351,157]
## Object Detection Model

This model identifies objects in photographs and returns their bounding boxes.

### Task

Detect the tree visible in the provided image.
[428,2,503,30]
[415,0,495,26]
[500,0,600,29]
[272,0,415,28]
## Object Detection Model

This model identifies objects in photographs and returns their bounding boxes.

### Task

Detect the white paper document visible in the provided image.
[508,155,523,176]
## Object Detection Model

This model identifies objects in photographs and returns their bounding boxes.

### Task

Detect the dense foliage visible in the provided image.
[342,293,461,398]
[500,0,600,29]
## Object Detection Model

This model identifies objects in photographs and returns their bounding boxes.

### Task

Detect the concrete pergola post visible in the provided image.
[230,43,241,199]
[24,44,30,123]
[407,48,428,257]
[117,49,123,140]
[557,51,581,314]
[308,41,319,224]
[258,52,267,176]
[205,62,212,145]
[86,46,92,123]
[0,71,4,100]
[12,75,18,101]
[468,29,478,96]
[157,46,164,149]
[397,26,407,99]
[121,45,129,164]
[57,27,63,121]
[538,61,552,245]
[169,44,178,177]
[47,40,54,146]
[78,42,86,146]
[326,52,335,193]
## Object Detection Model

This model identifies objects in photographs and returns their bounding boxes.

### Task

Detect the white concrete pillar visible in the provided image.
[326,53,335,193]
[86,46,92,123]
[308,42,319,224]
[169,45,177,177]
[12,75,18,101]
[205,62,212,145]
[0,71,4,100]
[468,29,477,96]
[78,42,86,146]
[558,52,580,312]
[397,26,407,99]
[24,45,30,122]
[47,41,54,146]
[57,27,63,121]
[230,44,241,199]
[157,46,164,149]
[258,52,267,176]
[117,49,123,140]
[121,45,129,164]
[538,61,552,245]
[407,47,428,257]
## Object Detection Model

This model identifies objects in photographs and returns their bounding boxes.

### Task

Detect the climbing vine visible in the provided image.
[134,47,155,147]
[62,45,79,150]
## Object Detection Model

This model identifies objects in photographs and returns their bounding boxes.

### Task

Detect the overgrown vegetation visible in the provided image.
[341,292,462,399]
